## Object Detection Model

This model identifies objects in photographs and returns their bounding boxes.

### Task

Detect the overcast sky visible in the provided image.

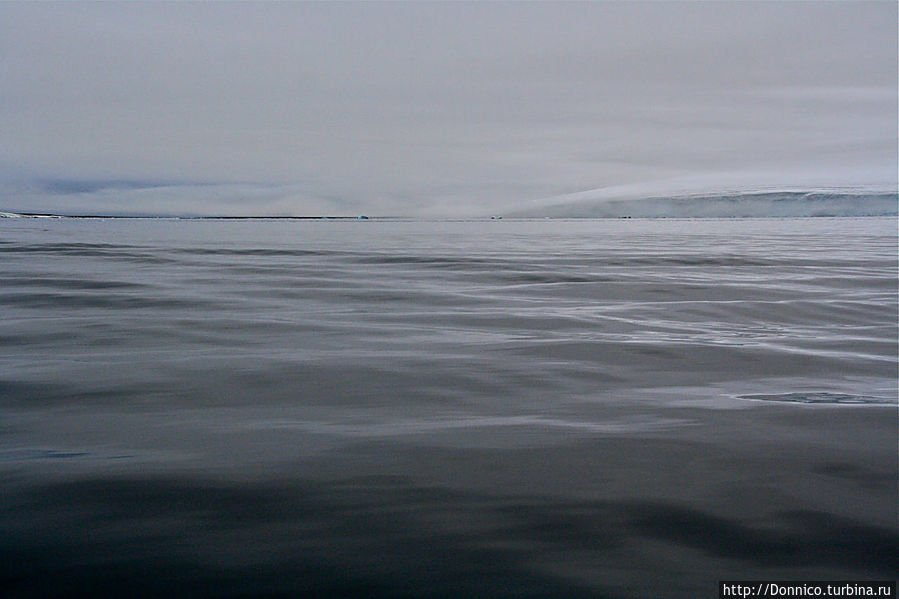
[1,1,896,216]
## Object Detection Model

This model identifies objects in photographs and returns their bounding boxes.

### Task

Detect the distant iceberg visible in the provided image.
[0,211,61,218]
[511,190,899,218]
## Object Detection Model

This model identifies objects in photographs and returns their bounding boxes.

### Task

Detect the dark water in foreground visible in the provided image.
[1,217,896,597]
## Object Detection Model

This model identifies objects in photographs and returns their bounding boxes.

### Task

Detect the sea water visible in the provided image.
[1,216,896,597]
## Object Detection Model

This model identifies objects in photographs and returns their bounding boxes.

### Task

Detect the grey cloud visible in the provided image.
[0,1,895,216]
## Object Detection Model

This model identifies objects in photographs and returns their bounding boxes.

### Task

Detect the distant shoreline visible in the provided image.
[2,213,896,221]
[0,213,377,220]
[4,191,895,220]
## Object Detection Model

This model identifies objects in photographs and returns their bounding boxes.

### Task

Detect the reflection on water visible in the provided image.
[738,392,895,405]
[3,474,897,599]
[1,217,896,597]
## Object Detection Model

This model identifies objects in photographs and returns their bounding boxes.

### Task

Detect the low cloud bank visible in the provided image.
[0,181,372,218]
[1,177,896,219]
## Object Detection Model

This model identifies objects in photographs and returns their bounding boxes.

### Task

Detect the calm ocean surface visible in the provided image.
[1,217,896,597]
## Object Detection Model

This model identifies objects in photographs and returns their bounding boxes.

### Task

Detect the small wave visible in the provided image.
[737,392,895,405]
[0,242,180,264]
[243,415,691,436]
[3,276,148,291]
[0,448,90,461]
[353,254,497,269]
[172,248,337,257]
[0,291,213,310]
[0,448,137,462]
